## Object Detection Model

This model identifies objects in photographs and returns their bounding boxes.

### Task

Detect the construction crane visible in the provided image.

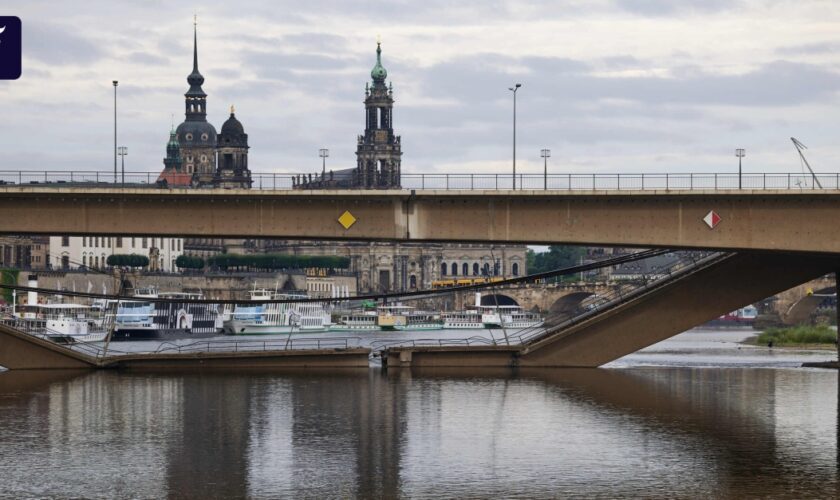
[790,137,823,189]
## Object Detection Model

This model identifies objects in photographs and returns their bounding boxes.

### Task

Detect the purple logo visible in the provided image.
[0,16,21,80]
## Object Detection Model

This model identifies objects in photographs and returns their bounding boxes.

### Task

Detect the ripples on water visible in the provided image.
[0,331,838,498]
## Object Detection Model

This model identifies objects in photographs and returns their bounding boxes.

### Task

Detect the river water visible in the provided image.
[0,329,838,498]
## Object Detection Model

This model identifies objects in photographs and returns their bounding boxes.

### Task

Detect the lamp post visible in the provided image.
[508,83,522,189]
[319,148,329,181]
[113,80,118,183]
[117,146,127,186]
[735,148,745,189]
[541,149,551,190]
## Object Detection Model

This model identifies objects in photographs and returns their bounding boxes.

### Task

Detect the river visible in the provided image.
[0,328,837,498]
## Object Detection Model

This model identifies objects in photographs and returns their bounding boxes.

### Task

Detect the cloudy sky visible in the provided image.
[2,0,839,177]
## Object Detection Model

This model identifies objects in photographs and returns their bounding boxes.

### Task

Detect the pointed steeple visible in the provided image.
[184,15,207,121]
[186,15,205,94]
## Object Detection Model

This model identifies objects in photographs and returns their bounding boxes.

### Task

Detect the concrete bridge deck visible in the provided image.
[2,186,840,253]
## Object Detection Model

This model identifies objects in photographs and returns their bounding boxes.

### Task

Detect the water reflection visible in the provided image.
[0,367,836,498]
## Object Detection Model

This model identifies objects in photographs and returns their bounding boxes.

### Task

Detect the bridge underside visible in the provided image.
[2,187,840,253]
[384,252,840,368]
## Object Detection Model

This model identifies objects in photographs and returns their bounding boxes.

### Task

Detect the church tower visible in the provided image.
[163,126,183,171]
[355,42,402,188]
[175,18,217,186]
[215,105,252,188]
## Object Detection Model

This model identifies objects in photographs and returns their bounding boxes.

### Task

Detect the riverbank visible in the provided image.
[746,325,837,349]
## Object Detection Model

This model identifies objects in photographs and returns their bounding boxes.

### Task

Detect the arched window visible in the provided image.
[441,262,447,276]
[483,263,490,276]
[462,263,469,276]
[82,254,87,267]
[451,263,458,276]
[94,256,99,268]
[473,263,479,276]
[494,262,500,276]
[409,275,417,288]
[512,263,519,276]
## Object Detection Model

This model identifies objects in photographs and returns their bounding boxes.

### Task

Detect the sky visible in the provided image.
[2,0,840,177]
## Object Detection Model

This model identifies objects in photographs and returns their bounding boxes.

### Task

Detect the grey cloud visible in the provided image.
[127,52,169,66]
[776,41,840,56]
[24,21,105,64]
[611,0,740,16]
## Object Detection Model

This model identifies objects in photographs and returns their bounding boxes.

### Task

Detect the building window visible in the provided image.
[462,263,469,276]
[61,255,69,269]
[451,262,458,276]
[483,263,490,276]
[512,263,519,276]
[186,134,193,141]
[409,275,417,288]
[61,236,69,247]
[473,263,479,276]
[494,261,500,276]
[94,256,99,268]
[82,254,87,267]
[201,134,208,141]
[142,238,148,249]
[440,262,447,276]
[82,237,87,247]
[132,237,135,247]
[116,237,123,248]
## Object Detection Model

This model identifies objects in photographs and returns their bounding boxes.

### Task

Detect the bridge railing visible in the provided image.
[1,170,837,191]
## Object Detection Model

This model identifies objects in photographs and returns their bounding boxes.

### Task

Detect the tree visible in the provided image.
[176,255,204,270]
[526,246,586,279]
[106,254,150,268]
[206,254,350,272]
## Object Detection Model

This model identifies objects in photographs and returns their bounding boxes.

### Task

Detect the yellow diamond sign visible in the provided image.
[338,210,357,229]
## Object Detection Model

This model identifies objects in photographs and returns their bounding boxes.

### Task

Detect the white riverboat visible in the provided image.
[111,288,221,340]
[223,290,332,335]
[378,305,443,331]
[330,310,379,332]
[443,293,543,330]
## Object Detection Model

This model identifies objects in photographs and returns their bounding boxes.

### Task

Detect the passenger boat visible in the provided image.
[442,310,484,329]
[13,303,108,343]
[378,305,443,331]
[481,305,543,329]
[110,288,221,340]
[223,290,332,335]
[330,310,379,332]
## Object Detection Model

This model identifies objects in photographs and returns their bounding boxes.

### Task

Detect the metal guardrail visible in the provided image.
[0,170,836,191]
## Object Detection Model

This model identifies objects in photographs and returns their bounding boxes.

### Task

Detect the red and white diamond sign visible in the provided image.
[703,210,721,229]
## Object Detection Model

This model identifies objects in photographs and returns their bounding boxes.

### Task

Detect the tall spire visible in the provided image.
[184,15,207,121]
[192,14,199,73]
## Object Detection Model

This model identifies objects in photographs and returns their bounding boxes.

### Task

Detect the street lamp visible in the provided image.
[735,148,745,189]
[508,83,522,190]
[113,80,118,183]
[541,149,551,190]
[319,148,329,180]
[118,146,127,186]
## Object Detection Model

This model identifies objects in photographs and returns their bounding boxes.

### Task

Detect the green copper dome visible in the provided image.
[371,42,387,82]
[167,126,179,148]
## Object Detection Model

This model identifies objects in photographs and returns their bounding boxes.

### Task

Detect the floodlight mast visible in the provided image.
[791,137,823,189]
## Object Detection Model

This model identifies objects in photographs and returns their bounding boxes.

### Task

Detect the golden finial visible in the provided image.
[230,104,235,114]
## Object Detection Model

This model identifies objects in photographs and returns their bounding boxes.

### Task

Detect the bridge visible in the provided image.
[1,171,838,371]
[2,184,840,253]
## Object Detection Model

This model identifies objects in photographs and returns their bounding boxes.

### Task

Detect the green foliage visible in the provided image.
[0,268,19,304]
[207,254,350,271]
[526,246,586,281]
[756,325,837,345]
[106,254,150,268]
[176,255,205,269]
